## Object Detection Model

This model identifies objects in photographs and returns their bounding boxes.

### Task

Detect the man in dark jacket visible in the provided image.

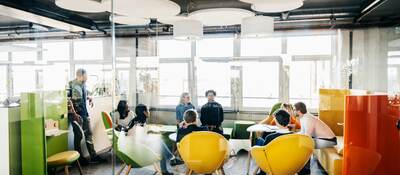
[68,68,103,163]
[177,109,208,142]
[200,90,224,135]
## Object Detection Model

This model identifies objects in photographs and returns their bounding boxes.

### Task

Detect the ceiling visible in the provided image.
[0,0,399,39]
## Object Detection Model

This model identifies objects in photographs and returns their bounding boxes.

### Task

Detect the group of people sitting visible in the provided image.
[113,90,337,175]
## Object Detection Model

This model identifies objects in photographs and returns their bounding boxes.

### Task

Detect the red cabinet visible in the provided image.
[344,95,400,174]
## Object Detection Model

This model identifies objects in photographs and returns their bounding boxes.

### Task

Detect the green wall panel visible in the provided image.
[8,107,21,175]
[20,92,46,175]
[44,91,68,157]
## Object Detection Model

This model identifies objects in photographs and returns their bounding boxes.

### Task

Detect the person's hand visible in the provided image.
[88,97,94,108]
[179,121,187,128]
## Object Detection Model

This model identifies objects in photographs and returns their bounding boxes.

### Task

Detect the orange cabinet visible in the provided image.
[344,95,400,174]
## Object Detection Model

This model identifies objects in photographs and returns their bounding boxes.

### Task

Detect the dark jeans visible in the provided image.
[160,142,174,172]
[70,115,97,161]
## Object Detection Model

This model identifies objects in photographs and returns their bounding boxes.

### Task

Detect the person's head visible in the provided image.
[134,104,149,125]
[205,90,216,102]
[116,100,129,119]
[281,103,295,116]
[179,92,191,104]
[75,68,88,83]
[294,102,307,116]
[274,109,291,128]
[183,109,198,124]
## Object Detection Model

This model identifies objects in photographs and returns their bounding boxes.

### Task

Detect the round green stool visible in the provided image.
[47,151,83,175]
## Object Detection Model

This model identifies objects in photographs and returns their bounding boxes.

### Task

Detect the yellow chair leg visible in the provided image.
[76,160,83,175]
[220,167,226,175]
[185,169,193,175]
[117,163,126,175]
[125,165,132,175]
[64,166,69,175]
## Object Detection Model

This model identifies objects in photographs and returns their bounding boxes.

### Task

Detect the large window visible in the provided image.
[388,51,400,93]
[241,37,282,56]
[242,62,280,108]
[43,42,70,61]
[12,43,38,62]
[196,60,232,107]
[289,59,331,108]
[288,35,332,55]
[197,38,233,57]
[159,63,189,106]
[158,40,191,58]
[0,66,7,100]
[73,40,103,60]
[12,66,37,96]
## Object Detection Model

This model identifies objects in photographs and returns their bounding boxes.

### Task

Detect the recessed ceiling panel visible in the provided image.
[113,0,180,18]
[55,0,108,13]
[113,16,149,25]
[189,8,254,26]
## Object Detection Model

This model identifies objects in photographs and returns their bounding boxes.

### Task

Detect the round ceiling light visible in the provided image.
[55,0,108,13]
[112,16,149,26]
[112,0,180,18]
[241,16,274,38]
[157,15,189,25]
[189,8,254,26]
[240,0,304,13]
[173,19,203,40]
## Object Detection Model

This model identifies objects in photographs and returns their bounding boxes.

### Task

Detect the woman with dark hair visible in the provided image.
[114,100,134,128]
[127,104,182,175]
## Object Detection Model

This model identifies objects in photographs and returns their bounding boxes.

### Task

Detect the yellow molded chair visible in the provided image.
[178,131,229,175]
[251,134,314,175]
[47,151,83,175]
[116,131,162,175]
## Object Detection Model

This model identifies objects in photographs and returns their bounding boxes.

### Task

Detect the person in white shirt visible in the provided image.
[114,100,135,128]
[294,102,337,149]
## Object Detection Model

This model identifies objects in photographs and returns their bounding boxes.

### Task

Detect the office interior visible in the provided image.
[0,0,399,175]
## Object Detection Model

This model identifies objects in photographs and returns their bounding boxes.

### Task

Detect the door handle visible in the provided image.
[397,119,400,131]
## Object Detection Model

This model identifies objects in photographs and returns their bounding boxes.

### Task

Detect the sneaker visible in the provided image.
[169,158,184,166]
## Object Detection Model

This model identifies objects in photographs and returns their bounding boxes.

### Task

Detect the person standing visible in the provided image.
[175,92,195,127]
[200,90,224,135]
[68,68,103,163]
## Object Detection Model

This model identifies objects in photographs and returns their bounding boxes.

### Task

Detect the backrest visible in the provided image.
[178,131,229,174]
[101,111,113,129]
[265,134,314,175]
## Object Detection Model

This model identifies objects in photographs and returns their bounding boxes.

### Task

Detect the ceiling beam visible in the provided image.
[354,0,389,23]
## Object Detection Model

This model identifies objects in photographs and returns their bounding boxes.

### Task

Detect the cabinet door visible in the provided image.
[344,95,400,175]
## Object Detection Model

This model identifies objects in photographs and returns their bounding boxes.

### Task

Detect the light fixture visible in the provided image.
[157,15,189,25]
[113,0,180,18]
[55,0,108,13]
[241,16,274,38]
[189,8,254,26]
[112,16,149,25]
[173,19,203,40]
[240,0,304,13]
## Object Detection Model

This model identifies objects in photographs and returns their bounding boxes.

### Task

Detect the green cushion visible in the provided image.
[232,121,256,139]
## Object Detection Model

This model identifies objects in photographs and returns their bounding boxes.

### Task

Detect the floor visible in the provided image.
[60,151,328,175]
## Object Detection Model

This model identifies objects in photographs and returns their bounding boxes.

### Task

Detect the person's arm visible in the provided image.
[200,105,206,125]
[175,106,182,124]
[219,104,224,125]
[259,115,274,125]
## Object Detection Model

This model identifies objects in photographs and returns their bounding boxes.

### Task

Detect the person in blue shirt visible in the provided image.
[175,92,195,127]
